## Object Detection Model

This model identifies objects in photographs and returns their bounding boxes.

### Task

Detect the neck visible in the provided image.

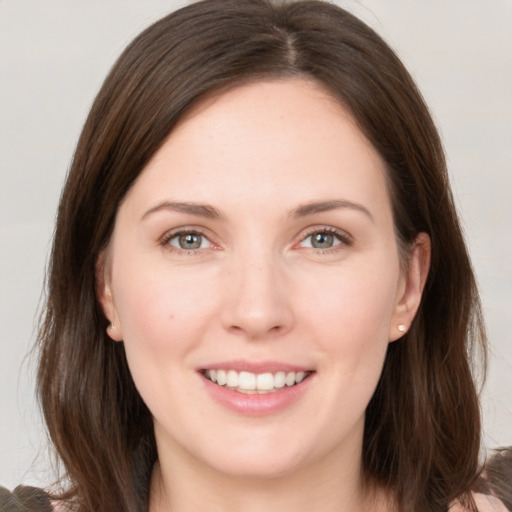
[149,447,391,512]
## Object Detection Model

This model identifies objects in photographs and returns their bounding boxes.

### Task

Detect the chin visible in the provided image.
[194,427,333,482]
[206,452,308,481]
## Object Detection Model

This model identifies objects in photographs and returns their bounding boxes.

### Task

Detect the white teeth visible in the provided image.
[274,371,286,388]
[226,370,238,387]
[285,372,296,387]
[256,372,274,391]
[295,371,306,383]
[216,369,227,386]
[238,371,256,390]
[204,369,310,392]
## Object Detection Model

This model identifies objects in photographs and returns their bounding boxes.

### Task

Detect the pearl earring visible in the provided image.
[398,324,406,332]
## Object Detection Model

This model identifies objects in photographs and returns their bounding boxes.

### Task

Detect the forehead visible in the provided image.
[122,78,390,218]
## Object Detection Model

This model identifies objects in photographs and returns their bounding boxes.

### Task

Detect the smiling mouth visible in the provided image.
[201,369,313,394]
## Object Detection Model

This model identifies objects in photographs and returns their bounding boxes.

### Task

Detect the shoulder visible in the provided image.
[450,493,509,512]
[473,493,510,512]
[0,485,53,512]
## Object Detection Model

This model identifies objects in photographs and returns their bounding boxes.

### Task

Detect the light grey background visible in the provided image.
[1,0,511,488]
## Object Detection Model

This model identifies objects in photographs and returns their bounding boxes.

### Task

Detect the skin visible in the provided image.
[451,495,509,512]
[98,79,430,512]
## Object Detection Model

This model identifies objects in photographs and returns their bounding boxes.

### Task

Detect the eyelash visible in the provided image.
[298,226,353,253]
[159,226,353,255]
[160,228,214,256]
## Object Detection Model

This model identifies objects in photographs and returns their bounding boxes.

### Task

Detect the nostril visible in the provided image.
[226,322,287,339]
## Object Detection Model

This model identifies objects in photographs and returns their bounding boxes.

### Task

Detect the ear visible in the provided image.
[389,232,431,341]
[96,251,123,342]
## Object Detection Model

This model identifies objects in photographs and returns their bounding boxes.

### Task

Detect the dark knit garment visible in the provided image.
[0,486,52,512]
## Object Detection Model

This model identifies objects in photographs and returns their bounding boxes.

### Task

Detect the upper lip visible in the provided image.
[199,360,314,374]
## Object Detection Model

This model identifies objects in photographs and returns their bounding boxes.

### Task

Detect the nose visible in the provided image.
[220,250,294,340]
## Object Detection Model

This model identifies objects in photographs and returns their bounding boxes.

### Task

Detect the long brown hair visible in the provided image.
[37,1,486,511]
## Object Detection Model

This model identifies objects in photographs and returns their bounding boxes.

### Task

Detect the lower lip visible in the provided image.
[200,374,313,417]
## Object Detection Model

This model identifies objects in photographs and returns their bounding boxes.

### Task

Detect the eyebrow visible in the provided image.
[290,199,374,222]
[141,198,373,223]
[141,201,225,221]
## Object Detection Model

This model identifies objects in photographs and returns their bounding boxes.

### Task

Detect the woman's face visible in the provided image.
[100,79,427,480]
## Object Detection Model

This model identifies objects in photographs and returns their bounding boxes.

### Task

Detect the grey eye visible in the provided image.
[310,232,336,249]
[182,233,202,249]
[170,232,206,250]
[298,230,344,250]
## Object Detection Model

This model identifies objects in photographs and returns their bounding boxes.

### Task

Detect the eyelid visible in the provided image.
[158,224,352,254]
[159,226,219,253]
[296,225,354,250]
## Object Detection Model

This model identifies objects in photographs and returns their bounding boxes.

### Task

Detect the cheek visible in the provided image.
[111,258,220,363]
[302,262,399,341]
[297,259,399,388]
[110,263,221,417]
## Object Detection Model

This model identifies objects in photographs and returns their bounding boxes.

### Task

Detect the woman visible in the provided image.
[3,0,509,511]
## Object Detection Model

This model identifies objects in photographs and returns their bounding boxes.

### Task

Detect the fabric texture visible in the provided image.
[0,486,53,512]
